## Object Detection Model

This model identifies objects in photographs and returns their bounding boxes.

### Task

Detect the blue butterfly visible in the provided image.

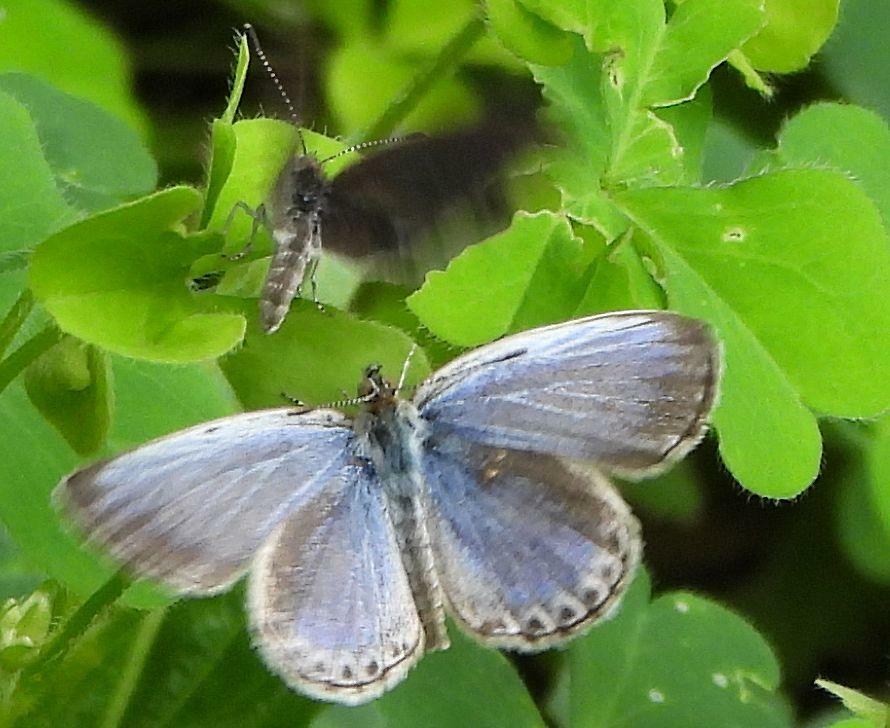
[57,310,720,704]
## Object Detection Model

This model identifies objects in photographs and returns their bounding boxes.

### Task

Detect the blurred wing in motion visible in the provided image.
[322,123,535,280]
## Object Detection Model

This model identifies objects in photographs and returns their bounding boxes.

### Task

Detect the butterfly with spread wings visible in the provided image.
[56,310,720,704]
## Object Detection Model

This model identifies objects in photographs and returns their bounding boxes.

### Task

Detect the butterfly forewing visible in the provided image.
[249,454,424,705]
[415,310,720,478]
[419,435,641,650]
[55,409,353,594]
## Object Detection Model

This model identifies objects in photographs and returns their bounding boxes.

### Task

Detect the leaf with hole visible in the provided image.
[616,168,890,497]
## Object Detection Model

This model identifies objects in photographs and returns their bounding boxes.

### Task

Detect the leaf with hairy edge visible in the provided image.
[30,188,246,363]
[408,211,592,347]
[616,168,890,497]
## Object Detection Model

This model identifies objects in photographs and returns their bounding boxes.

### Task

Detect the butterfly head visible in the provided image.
[286,155,328,215]
[358,364,398,413]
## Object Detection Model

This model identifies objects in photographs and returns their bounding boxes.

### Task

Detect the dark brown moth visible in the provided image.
[242,25,534,333]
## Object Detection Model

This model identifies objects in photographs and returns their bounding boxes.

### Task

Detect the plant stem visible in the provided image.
[0,289,35,359]
[21,569,130,680]
[0,324,61,395]
[100,607,167,728]
[360,15,486,142]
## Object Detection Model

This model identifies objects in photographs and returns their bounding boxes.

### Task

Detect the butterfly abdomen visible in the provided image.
[387,488,450,652]
[260,219,320,333]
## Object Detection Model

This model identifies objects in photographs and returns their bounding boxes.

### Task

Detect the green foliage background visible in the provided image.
[0,0,888,726]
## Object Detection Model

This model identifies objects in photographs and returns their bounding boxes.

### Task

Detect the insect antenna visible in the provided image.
[396,344,419,395]
[318,134,420,165]
[243,22,308,155]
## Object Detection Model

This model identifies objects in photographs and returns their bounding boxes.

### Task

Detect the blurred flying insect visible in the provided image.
[233,24,534,333]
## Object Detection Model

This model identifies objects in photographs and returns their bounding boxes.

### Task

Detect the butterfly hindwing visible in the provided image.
[55,409,353,594]
[249,449,424,705]
[419,433,641,650]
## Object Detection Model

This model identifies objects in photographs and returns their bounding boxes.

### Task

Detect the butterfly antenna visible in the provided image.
[396,344,419,394]
[281,393,374,410]
[243,23,308,156]
[318,134,419,165]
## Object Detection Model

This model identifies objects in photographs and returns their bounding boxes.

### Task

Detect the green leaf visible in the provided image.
[657,83,713,183]
[0,90,76,256]
[386,0,519,69]
[314,627,544,727]
[514,0,606,48]
[821,0,890,123]
[775,103,890,226]
[816,679,889,728]
[835,420,890,583]
[0,358,237,609]
[199,33,249,228]
[0,73,157,213]
[204,119,298,241]
[23,336,112,456]
[0,0,146,134]
[350,281,458,369]
[599,0,761,172]
[222,32,249,126]
[204,121,353,249]
[29,187,247,363]
[325,42,480,135]
[574,233,665,315]
[8,603,149,726]
[616,169,890,497]
[531,2,762,235]
[201,119,238,230]
[828,720,882,728]
[637,0,764,106]
[740,0,840,73]
[530,41,626,237]
[118,591,319,728]
[0,524,44,600]
[702,117,760,183]
[569,570,790,728]
[408,211,592,346]
[485,0,575,66]
[302,0,375,38]
[220,301,429,410]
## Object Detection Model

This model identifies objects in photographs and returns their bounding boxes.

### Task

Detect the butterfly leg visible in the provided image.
[222,202,269,260]
[305,255,324,311]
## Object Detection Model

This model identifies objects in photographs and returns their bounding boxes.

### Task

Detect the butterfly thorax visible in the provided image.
[354,366,415,476]
[353,366,450,652]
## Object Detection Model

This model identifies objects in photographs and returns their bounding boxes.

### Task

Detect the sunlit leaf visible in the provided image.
[616,168,890,496]
[29,188,246,363]
[408,211,591,346]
